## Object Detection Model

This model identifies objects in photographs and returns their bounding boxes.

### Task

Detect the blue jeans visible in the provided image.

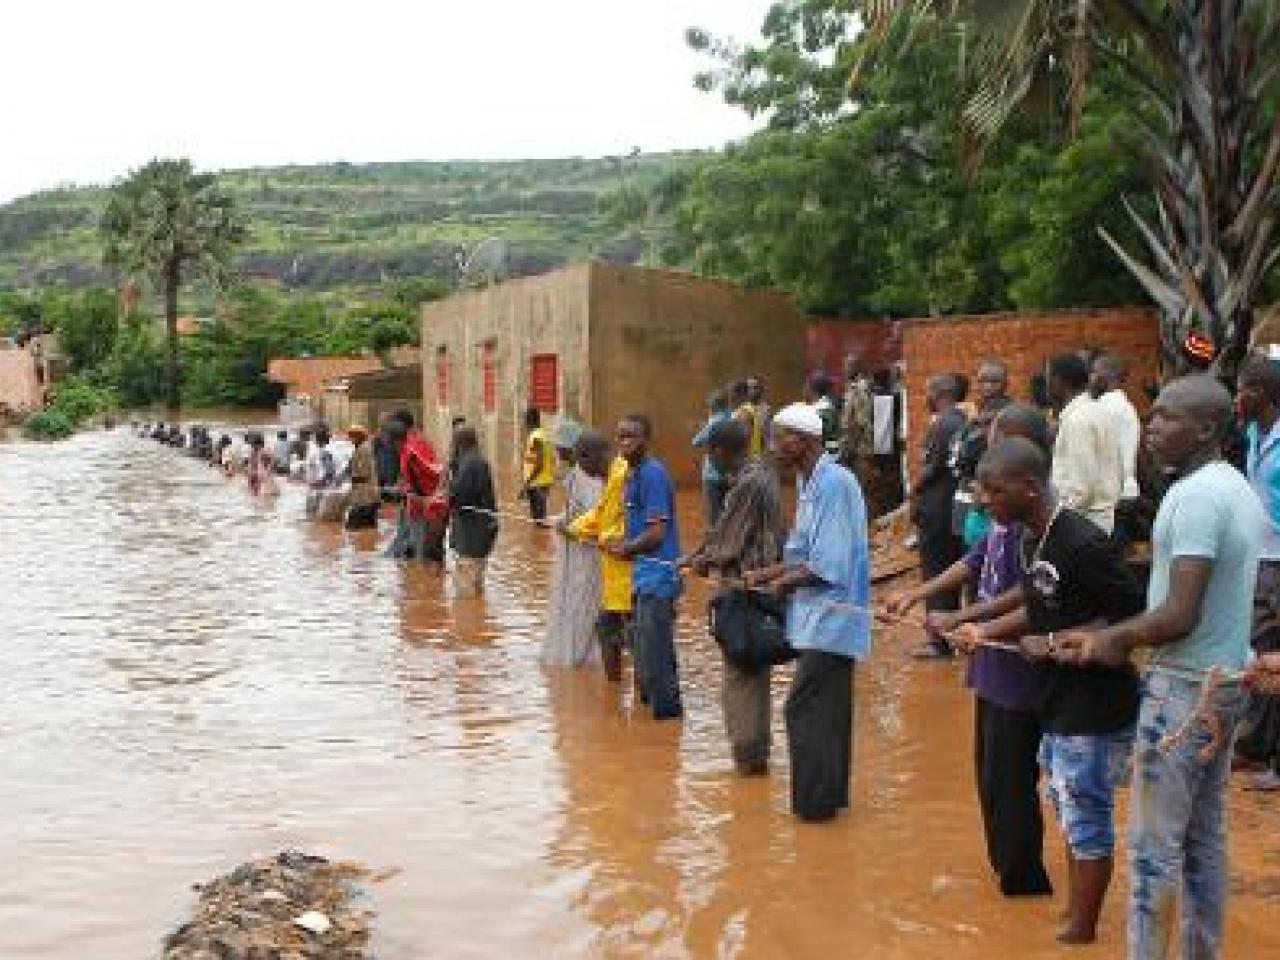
[1129,669,1246,960]
[1040,727,1134,859]
[632,594,682,719]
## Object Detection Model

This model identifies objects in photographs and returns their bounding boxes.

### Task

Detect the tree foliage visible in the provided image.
[102,159,248,410]
[853,0,1280,377]
[656,6,1150,316]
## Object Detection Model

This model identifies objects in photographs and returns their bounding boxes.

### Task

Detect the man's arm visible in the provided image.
[883,558,971,616]
[619,518,667,557]
[1057,557,1212,667]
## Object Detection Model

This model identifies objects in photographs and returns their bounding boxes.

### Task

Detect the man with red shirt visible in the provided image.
[383,409,448,565]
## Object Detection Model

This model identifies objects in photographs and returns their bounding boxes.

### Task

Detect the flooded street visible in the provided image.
[2,427,1278,958]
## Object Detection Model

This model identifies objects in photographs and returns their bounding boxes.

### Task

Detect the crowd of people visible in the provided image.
[132,339,1280,959]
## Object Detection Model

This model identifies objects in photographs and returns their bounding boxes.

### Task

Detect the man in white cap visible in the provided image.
[747,402,871,821]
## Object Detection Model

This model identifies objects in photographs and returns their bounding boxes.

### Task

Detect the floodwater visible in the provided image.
[1,427,1277,958]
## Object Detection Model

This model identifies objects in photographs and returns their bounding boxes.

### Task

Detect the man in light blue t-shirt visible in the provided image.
[1057,375,1261,960]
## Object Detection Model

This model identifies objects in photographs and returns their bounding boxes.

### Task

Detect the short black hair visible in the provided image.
[314,424,331,443]
[1239,353,1280,402]
[978,436,1051,485]
[621,413,652,439]
[453,424,479,449]
[1048,353,1091,391]
[277,430,288,439]
[525,407,541,429]
[927,373,960,400]
[707,418,748,454]
[390,408,415,429]
[992,403,1051,454]
[575,429,609,461]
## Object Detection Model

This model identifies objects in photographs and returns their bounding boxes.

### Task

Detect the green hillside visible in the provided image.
[0,153,704,292]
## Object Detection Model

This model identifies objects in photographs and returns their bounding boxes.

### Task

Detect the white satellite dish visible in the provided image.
[458,237,508,288]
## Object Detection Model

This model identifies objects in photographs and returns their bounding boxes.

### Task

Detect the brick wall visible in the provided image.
[806,319,901,381]
[900,306,1160,482]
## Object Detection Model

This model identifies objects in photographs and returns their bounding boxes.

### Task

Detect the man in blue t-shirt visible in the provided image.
[609,414,683,720]
[1058,375,1263,960]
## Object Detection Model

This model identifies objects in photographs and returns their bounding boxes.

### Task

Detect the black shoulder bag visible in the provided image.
[709,589,796,669]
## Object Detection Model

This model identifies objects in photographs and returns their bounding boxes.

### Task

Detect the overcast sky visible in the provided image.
[0,0,776,203]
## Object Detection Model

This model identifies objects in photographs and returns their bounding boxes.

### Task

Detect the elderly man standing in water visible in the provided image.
[747,403,870,822]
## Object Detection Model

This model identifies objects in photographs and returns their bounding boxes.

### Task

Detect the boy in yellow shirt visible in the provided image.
[523,407,555,522]
[565,454,633,680]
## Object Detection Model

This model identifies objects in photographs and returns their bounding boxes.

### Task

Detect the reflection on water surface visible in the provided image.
[1,428,1277,958]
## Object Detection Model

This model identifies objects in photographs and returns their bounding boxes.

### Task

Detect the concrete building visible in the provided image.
[420,262,809,485]
[0,334,61,418]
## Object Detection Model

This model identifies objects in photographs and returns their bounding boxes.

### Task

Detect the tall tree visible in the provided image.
[101,160,247,410]
[854,1,1280,379]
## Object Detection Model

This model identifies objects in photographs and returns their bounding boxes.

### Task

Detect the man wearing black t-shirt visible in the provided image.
[958,438,1144,946]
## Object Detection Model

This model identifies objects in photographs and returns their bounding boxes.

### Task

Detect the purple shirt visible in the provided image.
[963,524,1044,711]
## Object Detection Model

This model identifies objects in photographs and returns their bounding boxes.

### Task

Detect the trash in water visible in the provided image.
[163,850,373,959]
[293,911,333,935]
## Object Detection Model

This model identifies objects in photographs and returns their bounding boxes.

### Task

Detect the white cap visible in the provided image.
[773,402,824,439]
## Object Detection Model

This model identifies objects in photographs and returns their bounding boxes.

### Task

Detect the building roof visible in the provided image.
[341,363,423,401]
[267,347,421,398]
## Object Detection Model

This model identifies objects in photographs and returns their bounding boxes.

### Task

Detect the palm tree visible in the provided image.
[102,159,247,411]
[856,1,1280,379]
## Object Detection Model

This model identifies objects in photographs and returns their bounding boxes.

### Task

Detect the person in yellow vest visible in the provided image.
[564,452,633,681]
[522,406,555,522]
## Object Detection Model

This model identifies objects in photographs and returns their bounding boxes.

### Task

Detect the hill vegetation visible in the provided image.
[0,153,706,293]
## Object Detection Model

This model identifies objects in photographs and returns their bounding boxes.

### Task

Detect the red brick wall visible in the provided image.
[805,319,901,381]
[900,306,1160,482]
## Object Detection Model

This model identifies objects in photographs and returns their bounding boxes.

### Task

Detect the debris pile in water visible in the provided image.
[163,851,372,959]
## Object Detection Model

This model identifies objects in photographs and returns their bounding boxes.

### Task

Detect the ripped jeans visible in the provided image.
[1129,668,1247,960]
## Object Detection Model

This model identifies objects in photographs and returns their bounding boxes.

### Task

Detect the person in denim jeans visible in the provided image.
[1058,376,1264,960]
[609,414,683,720]
[957,438,1144,945]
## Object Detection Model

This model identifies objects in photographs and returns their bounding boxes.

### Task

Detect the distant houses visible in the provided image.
[0,333,62,421]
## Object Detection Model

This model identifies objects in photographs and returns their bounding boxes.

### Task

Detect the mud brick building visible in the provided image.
[420,262,809,485]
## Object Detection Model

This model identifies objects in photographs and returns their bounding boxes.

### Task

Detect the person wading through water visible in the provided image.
[955,438,1145,946]
[607,414,683,720]
[522,407,555,523]
[884,404,1055,898]
[684,418,786,775]
[342,424,380,529]
[383,410,447,566]
[746,403,869,822]
[566,447,634,684]
[546,429,609,668]
[447,425,498,594]
[1056,375,1264,959]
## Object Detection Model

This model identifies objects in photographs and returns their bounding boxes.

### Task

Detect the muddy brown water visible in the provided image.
[1,427,1277,958]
